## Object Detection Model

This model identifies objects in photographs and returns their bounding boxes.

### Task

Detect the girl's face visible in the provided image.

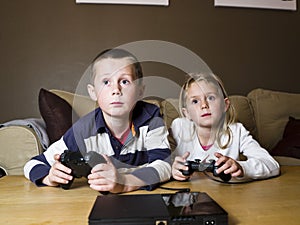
[183,80,229,129]
[88,57,143,120]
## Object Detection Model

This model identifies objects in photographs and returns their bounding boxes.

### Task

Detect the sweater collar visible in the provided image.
[95,101,158,134]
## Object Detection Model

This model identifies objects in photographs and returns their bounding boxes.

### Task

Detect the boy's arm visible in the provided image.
[131,117,172,190]
[23,137,68,186]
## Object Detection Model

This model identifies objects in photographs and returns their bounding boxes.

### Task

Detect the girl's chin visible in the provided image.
[196,123,220,129]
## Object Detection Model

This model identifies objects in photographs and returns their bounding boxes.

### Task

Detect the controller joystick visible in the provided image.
[181,159,231,182]
[59,150,106,190]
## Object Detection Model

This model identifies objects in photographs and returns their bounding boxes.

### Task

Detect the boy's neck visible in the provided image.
[104,115,132,139]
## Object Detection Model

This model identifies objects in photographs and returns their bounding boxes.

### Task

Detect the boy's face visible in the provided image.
[88,58,143,119]
[183,80,229,129]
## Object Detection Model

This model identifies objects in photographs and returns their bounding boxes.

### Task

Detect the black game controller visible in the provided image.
[181,159,231,182]
[59,150,106,190]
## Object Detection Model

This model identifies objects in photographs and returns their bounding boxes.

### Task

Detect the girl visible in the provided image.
[171,73,280,181]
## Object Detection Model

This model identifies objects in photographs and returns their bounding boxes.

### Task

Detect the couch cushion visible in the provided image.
[143,99,161,109]
[229,95,257,139]
[248,88,300,150]
[160,98,180,129]
[50,89,97,117]
[160,98,180,151]
[270,117,300,159]
[39,88,80,144]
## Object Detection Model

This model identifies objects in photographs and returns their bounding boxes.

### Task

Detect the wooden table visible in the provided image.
[1,166,299,225]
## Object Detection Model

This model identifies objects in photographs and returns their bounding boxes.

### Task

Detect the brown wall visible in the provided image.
[1,0,299,122]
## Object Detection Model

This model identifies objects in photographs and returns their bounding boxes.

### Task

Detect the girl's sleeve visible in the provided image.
[237,124,280,179]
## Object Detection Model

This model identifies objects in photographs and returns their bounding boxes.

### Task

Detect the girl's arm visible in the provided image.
[236,123,280,179]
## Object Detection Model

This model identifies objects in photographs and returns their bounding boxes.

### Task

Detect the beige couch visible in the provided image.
[1,88,299,176]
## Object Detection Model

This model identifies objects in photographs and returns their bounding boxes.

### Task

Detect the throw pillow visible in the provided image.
[271,117,300,159]
[39,88,79,145]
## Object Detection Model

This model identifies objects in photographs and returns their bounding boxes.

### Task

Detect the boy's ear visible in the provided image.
[138,84,145,99]
[87,84,98,101]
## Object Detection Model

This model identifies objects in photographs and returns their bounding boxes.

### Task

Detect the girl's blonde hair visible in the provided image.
[179,73,236,149]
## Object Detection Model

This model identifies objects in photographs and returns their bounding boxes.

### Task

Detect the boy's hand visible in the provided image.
[171,151,191,181]
[42,154,73,186]
[88,155,125,193]
[214,152,244,177]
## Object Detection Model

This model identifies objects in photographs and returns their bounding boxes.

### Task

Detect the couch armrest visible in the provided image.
[0,126,42,175]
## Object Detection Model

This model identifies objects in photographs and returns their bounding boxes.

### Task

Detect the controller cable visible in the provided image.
[158,186,191,193]
[158,170,281,192]
[158,178,191,192]
[203,170,281,184]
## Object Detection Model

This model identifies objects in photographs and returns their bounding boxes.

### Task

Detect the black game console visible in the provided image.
[59,150,106,190]
[88,192,228,225]
[181,159,232,182]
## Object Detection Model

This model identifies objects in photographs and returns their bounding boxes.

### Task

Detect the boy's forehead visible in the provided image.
[94,57,135,76]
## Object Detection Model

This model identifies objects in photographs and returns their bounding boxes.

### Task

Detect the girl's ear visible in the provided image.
[224,98,230,112]
[182,107,191,120]
[87,84,98,101]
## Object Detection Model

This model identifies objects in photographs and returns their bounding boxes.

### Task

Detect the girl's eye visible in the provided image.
[191,99,198,104]
[207,95,216,101]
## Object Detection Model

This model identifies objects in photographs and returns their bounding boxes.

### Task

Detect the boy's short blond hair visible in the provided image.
[90,48,143,85]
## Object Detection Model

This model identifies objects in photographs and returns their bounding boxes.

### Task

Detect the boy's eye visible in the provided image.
[120,79,130,85]
[103,80,110,85]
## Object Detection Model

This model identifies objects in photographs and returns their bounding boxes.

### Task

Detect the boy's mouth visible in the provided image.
[111,101,123,105]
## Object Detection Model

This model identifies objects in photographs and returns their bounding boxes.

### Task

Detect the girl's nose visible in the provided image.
[201,100,209,109]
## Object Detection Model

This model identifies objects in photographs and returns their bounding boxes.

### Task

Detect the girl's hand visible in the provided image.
[214,152,244,177]
[172,152,191,181]
[88,155,125,193]
[42,154,73,186]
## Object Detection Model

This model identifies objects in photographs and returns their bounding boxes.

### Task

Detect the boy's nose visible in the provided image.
[112,84,121,95]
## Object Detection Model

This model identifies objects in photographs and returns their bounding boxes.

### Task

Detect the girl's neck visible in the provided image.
[196,126,216,147]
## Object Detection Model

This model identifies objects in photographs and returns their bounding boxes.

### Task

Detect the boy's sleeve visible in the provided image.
[23,137,68,186]
[132,117,172,190]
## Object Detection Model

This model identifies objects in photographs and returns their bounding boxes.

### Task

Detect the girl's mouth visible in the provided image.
[201,113,211,117]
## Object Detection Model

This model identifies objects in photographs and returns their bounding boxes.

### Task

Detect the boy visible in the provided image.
[24,49,171,193]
